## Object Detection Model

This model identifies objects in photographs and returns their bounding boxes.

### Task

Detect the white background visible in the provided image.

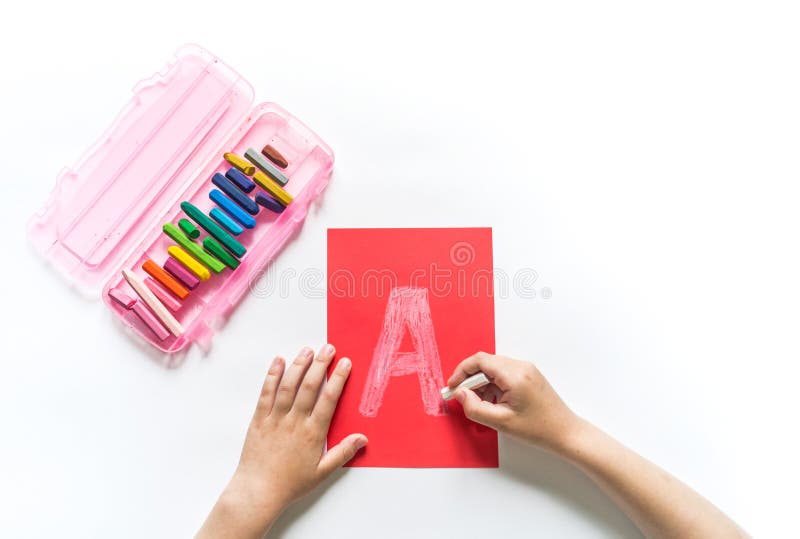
[1,1,798,537]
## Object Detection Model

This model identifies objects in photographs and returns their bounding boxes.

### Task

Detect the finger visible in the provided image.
[455,388,511,429]
[447,351,508,389]
[312,357,351,426]
[293,344,337,414]
[273,346,315,413]
[253,356,286,420]
[318,433,368,477]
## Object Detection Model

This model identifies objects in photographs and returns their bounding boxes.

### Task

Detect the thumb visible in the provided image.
[318,433,368,476]
[455,388,505,429]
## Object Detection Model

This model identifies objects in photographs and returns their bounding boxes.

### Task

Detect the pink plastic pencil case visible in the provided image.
[28,45,334,355]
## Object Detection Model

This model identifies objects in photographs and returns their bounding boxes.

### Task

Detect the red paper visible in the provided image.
[327,228,498,468]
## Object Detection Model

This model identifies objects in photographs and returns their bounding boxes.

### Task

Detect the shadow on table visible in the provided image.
[267,468,343,538]
[498,435,643,538]
[269,436,643,538]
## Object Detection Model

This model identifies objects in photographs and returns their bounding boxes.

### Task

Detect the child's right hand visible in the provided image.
[449,353,750,538]
[447,352,579,453]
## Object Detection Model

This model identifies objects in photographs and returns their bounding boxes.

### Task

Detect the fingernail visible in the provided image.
[300,346,314,358]
[269,357,283,373]
[322,343,335,356]
[338,357,351,372]
[454,389,466,403]
[355,435,368,450]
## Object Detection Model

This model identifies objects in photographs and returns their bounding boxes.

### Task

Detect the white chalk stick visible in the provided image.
[122,269,184,337]
[441,372,491,400]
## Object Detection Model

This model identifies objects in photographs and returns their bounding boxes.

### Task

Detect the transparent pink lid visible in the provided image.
[29,45,255,295]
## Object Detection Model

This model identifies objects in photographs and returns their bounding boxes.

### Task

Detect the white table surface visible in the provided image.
[2,1,798,537]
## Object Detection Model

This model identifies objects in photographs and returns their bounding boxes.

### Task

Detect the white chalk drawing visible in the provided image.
[359,287,447,417]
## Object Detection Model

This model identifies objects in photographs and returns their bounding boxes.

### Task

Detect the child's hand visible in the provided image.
[198,345,366,539]
[447,352,578,453]
[449,353,749,538]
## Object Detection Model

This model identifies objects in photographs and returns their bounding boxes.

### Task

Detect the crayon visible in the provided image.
[122,269,184,337]
[255,192,285,213]
[163,256,202,289]
[144,277,183,312]
[212,173,259,215]
[109,287,170,340]
[210,207,243,236]
[178,218,200,239]
[253,171,293,206]
[261,144,288,169]
[224,152,255,175]
[209,190,256,229]
[167,246,210,281]
[181,201,246,257]
[203,237,240,270]
[142,259,189,299]
[245,148,289,186]
[225,168,255,193]
[440,373,491,400]
[163,222,226,272]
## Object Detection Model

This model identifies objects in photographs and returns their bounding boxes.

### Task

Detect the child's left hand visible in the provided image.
[196,344,367,539]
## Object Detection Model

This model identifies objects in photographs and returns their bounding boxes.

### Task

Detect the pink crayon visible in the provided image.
[144,277,183,312]
[108,288,170,341]
[163,256,201,289]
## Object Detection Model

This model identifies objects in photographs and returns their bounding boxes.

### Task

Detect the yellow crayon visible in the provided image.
[253,171,293,206]
[224,152,256,176]
[168,245,211,280]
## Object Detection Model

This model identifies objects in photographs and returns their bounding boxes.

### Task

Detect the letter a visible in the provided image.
[359,287,447,417]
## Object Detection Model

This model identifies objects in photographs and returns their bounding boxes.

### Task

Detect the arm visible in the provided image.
[447,352,748,539]
[196,344,367,539]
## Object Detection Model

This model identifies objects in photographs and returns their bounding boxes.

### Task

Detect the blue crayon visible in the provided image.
[255,192,286,214]
[212,173,259,215]
[225,168,255,193]
[209,190,256,228]
[210,207,244,235]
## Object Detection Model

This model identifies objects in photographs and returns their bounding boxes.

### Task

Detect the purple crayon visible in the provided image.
[212,173,259,215]
[255,192,286,213]
[225,168,256,193]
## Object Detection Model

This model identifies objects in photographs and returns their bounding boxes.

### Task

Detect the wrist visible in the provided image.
[523,409,584,457]
[554,415,602,465]
[216,475,287,537]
